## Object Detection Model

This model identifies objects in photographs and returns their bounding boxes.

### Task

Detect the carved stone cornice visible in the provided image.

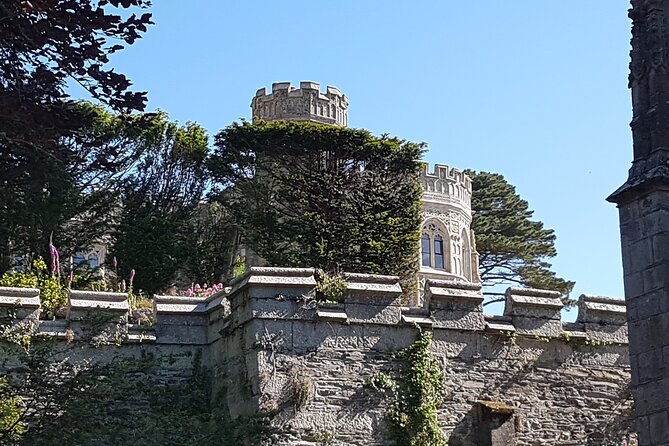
[609,0,669,204]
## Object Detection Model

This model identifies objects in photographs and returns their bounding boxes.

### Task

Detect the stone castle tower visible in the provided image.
[608,1,669,443]
[251,81,349,126]
[251,81,479,284]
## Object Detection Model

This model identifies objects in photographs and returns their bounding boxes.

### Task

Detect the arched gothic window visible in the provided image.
[420,221,451,272]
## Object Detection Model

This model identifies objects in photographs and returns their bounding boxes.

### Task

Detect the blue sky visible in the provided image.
[81,1,633,311]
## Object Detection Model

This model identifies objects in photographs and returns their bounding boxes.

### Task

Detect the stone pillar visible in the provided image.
[608,1,669,444]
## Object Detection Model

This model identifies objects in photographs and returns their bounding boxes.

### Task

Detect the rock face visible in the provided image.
[608,1,669,444]
[0,271,634,445]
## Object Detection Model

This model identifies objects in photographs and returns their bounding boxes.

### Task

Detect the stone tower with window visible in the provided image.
[250,81,480,284]
[420,163,480,283]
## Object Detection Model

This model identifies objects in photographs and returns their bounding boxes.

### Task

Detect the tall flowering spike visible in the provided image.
[112,256,118,268]
[120,280,126,292]
[48,243,58,273]
[129,269,135,287]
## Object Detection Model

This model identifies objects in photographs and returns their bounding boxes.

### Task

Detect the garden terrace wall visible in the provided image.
[0,269,632,445]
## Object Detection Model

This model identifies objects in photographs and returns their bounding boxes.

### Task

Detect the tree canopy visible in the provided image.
[209,120,424,289]
[467,170,574,299]
[1,0,153,269]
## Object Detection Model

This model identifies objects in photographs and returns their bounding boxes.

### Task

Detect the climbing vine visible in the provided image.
[366,332,446,446]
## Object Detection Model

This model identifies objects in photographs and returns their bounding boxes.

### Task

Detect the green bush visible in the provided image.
[0,258,68,315]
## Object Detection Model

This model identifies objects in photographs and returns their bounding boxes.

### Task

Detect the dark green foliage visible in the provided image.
[209,120,424,288]
[1,0,152,270]
[1,340,273,446]
[1,102,162,271]
[467,171,574,298]
[388,331,445,446]
[111,119,212,294]
[181,202,238,285]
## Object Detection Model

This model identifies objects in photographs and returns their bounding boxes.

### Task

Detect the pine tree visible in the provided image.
[467,171,574,301]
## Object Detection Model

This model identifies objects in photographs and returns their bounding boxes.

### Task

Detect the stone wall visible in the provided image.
[0,269,633,445]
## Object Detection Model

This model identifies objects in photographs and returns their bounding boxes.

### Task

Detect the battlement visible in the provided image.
[252,81,349,126]
[0,268,627,346]
[420,163,473,219]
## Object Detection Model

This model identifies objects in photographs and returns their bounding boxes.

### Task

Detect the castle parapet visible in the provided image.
[426,278,484,330]
[577,294,628,343]
[420,163,472,217]
[252,81,349,126]
[67,290,129,343]
[0,272,629,347]
[504,287,564,337]
[154,295,208,345]
[0,286,40,320]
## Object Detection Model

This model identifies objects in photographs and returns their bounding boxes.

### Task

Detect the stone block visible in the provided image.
[292,320,364,351]
[503,287,563,337]
[426,279,484,330]
[641,208,669,236]
[229,267,316,299]
[343,273,403,305]
[346,303,401,325]
[638,348,664,382]
[67,290,129,321]
[249,297,316,321]
[362,324,416,352]
[154,324,208,345]
[642,263,669,294]
[577,295,626,325]
[623,272,646,300]
[650,410,669,444]
[0,286,40,321]
[626,238,653,273]
[426,278,483,310]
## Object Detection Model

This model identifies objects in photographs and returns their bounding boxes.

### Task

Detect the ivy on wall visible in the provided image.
[367,331,446,446]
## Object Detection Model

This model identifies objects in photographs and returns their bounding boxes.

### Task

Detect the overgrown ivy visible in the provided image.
[0,337,274,445]
[368,331,446,446]
[209,120,424,296]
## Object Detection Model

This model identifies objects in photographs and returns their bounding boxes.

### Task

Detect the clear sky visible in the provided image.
[81,1,633,312]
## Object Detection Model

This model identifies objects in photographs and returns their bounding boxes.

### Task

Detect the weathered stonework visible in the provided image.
[0,268,633,444]
[252,81,349,126]
[608,1,669,444]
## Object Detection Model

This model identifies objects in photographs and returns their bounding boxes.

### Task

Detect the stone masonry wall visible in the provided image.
[0,269,632,445]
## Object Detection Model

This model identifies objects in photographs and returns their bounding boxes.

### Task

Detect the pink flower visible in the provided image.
[120,280,126,292]
[194,283,202,293]
[48,243,59,273]
[112,256,118,268]
[129,269,135,287]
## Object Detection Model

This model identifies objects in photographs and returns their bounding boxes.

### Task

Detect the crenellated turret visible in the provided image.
[251,81,349,126]
[419,163,479,284]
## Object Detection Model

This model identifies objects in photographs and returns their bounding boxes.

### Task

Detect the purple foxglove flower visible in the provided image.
[112,257,118,268]
[129,269,135,287]
[120,280,126,292]
[194,283,202,292]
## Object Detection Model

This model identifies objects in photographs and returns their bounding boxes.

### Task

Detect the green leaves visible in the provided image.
[387,332,446,446]
[467,170,574,299]
[209,120,424,290]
